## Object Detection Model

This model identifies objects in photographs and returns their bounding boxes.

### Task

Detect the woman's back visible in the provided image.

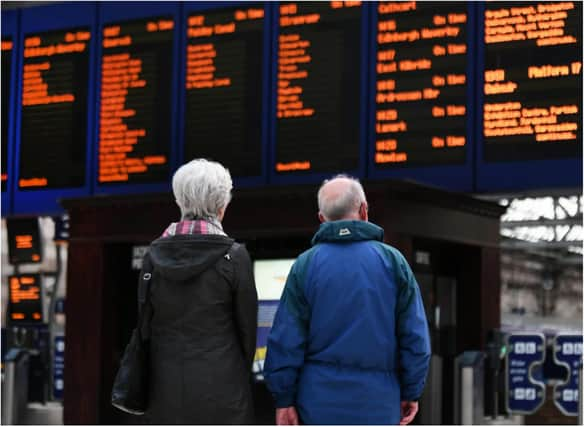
[146,233,257,424]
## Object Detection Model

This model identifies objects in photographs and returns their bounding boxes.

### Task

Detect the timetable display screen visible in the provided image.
[184,6,265,177]
[2,38,12,192]
[19,28,90,190]
[483,1,582,162]
[8,274,43,324]
[98,17,174,184]
[374,1,468,167]
[6,216,42,264]
[275,1,363,174]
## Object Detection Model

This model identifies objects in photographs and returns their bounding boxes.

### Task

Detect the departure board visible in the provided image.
[2,38,12,192]
[483,1,582,161]
[374,1,468,167]
[275,1,363,174]
[8,274,43,324]
[184,5,265,178]
[6,216,43,264]
[19,28,90,189]
[98,17,174,185]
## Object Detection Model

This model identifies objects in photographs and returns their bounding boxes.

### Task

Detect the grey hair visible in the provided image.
[172,159,233,220]
[317,174,367,221]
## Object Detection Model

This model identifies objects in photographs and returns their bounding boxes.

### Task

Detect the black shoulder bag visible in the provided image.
[111,253,154,415]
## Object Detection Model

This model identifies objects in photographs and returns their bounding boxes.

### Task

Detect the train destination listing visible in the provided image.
[99,17,174,184]
[374,1,468,168]
[184,6,265,178]
[19,28,90,190]
[275,1,363,174]
[9,274,43,323]
[2,38,12,192]
[483,1,582,162]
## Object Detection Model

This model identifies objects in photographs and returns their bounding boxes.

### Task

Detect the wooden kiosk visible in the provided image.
[61,180,505,424]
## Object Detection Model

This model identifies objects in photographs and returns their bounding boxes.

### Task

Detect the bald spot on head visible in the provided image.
[317,176,367,222]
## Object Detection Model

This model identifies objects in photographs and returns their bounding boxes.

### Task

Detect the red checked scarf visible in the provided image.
[161,217,226,238]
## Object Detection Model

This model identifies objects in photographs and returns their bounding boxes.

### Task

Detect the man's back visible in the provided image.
[265,220,431,425]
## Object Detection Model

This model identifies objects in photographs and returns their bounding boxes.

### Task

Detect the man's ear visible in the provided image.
[359,203,368,221]
[318,212,326,223]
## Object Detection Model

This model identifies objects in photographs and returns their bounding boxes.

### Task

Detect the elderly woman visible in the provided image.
[145,159,258,424]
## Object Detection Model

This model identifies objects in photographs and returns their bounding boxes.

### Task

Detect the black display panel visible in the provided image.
[184,5,265,177]
[275,1,363,174]
[98,17,174,185]
[374,1,468,167]
[8,274,43,324]
[2,38,12,193]
[483,1,582,162]
[6,217,42,264]
[19,28,90,190]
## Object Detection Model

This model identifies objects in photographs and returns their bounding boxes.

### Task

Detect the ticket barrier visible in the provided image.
[6,325,51,404]
[453,351,485,425]
[1,349,30,425]
[484,331,506,418]
[417,355,443,424]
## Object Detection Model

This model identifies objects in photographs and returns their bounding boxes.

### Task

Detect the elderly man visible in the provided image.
[264,175,431,425]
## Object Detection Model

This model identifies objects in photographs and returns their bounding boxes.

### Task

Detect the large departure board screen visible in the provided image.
[98,17,174,185]
[2,38,12,193]
[19,28,90,190]
[373,1,469,168]
[483,1,582,162]
[274,1,363,175]
[183,5,265,178]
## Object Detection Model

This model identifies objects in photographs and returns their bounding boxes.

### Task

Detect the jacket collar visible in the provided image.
[311,220,384,245]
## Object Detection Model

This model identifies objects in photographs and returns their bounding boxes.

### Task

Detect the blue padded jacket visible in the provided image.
[264,220,431,425]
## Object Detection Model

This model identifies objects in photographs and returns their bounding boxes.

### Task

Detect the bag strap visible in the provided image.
[227,241,241,260]
[137,252,154,341]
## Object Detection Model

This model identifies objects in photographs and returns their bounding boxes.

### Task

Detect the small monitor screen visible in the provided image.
[6,217,42,264]
[253,258,295,300]
[8,274,43,324]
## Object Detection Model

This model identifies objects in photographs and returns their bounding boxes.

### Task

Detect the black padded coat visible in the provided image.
[144,234,258,424]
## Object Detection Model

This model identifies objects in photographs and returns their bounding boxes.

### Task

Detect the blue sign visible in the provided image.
[506,333,546,414]
[53,335,65,400]
[253,300,279,381]
[55,298,65,315]
[553,334,582,416]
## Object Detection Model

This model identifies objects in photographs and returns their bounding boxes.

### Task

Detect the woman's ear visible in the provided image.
[218,207,226,222]
[318,212,326,223]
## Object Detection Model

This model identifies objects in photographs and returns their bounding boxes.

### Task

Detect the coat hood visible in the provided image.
[311,220,384,245]
[149,234,234,281]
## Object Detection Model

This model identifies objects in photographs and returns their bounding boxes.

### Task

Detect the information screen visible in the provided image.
[184,5,265,177]
[6,217,43,264]
[483,1,582,162]
[2,38,12,192]
[275,1,363,174]
[374,1,468,167]
[8,274,43,324]
[98,17,174,185]
[19,28,90,190]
